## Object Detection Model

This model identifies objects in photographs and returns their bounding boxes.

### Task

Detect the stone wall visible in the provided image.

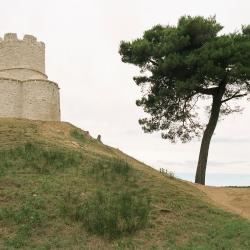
[22,80,60,121]
[0,33,61,121]
[0,78,23,118]
[0,78,60,121]
[0,68,48,81]
[0,33,45,80]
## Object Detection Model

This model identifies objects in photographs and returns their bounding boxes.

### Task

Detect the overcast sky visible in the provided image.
[1,0,250,186]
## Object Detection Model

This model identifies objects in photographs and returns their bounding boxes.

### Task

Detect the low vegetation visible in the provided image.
[59,158,151,239]
[0,119,250,249]
[0,196,45,248]
[60,188,150,239]
[70,128,86,143]
[0,142,83,174]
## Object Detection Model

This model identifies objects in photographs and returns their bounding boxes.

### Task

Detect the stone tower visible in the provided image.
[0,33,60,121]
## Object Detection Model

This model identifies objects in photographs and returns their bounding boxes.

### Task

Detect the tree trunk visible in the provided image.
[195,84,226,185]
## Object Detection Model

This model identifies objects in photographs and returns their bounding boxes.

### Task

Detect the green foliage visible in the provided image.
[0,165,5,178]
[119,15,250,142]
[2,197,45,248]
[115,239,136,250]
[110,159,131,175]
[89,158,132,180]
[70,128,86,143]
[59,158,150,239]
[164,217,250,249]
[160,168,175,179]
[60,189,151,239]
[0,208,9,220]
[242,25,250,36]
[0,143,83,173]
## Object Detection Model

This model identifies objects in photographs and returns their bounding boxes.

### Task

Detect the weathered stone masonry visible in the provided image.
[0,33,60,121]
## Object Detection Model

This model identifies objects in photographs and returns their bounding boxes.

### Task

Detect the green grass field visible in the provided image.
[0,118,249,250]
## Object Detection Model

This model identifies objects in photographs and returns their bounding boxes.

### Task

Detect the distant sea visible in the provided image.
[176,173,250,187]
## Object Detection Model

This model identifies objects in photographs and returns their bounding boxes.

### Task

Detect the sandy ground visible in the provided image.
[195,185,250,220]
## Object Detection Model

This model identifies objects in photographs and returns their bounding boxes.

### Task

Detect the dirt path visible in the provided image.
[195,185,250,220]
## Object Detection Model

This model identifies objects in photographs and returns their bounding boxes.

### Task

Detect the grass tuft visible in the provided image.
[70,129,86,143]
[89,158,132,181]
[60,189,151,239]
[2,197,45,248]
[60,158,150,239]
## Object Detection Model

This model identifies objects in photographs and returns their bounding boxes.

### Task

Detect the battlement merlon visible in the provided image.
[0,33,46,77]
[0,33,45,49]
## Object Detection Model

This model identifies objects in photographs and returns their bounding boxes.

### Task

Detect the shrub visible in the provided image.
[89,158,132,180]
[70,129,86,143]
[159,168,175,179]
[110,159,131,175]
[60,189,151,239]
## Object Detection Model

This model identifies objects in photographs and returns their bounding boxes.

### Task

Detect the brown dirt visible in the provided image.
[195,184,250,220]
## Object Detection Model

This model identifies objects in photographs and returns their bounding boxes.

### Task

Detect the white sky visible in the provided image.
[1,0,250,185]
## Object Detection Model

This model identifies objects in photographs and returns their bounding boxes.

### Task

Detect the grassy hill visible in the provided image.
[0,118,249,250]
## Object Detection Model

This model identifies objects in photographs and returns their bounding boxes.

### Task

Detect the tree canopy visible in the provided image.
[119,16,250,184]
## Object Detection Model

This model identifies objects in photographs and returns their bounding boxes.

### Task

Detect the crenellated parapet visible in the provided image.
[0,33,45,49]
[0,33,61,121]
[0,33,46,80]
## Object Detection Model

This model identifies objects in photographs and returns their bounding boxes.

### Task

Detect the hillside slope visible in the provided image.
[196,185,250,220]
[0,118,250,250]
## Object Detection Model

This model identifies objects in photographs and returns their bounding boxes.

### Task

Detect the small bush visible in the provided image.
[0,208,10,220]
[89,158,132,180]
[159,168,175,179]
[70,129,86,143]
[60,189,151,239]
[168,171,175,179]
[0,143,83,173]
[110,159,131,175]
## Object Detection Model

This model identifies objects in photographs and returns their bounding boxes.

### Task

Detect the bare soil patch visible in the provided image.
[195,184,250,220]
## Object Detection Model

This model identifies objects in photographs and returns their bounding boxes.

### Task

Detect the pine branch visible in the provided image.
[221,92,248,103]
[148,58,158,66]
[195,87,218,95]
